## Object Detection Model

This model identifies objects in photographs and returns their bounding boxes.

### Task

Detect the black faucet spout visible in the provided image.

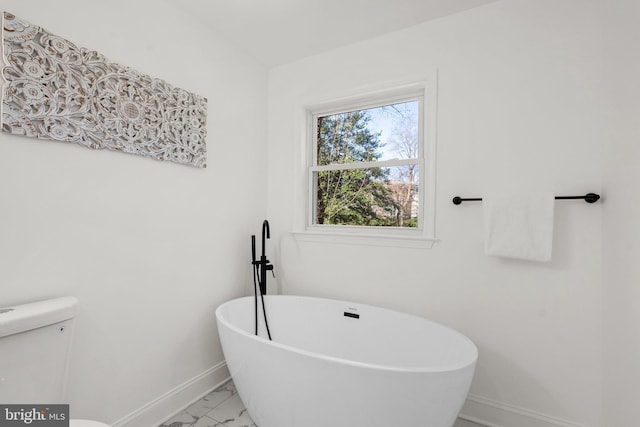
[258,220,273,295]
[261,220,270,258]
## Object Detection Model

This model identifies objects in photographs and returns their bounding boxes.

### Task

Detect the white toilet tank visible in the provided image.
[0,296,79,403]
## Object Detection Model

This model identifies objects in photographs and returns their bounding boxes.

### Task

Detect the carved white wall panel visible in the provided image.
[1,12,208,168]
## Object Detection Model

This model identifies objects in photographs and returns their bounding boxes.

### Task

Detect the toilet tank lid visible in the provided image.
[0,296,79,338]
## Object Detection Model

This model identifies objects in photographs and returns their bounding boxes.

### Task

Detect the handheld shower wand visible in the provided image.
[251,235,257,335]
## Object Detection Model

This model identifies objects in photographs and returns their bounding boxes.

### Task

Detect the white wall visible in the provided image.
[0,0,267,424]
[267,0,604,425]
[601,0,640,425]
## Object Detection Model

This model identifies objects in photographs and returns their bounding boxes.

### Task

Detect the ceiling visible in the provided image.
[179,0,499,67]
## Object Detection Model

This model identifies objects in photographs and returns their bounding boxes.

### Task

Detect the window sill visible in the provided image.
[291,230,438,249]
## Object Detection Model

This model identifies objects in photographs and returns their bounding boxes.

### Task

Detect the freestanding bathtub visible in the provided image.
[216,295,477,427]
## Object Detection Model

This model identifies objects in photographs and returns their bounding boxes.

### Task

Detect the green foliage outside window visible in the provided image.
[315,104,418,227]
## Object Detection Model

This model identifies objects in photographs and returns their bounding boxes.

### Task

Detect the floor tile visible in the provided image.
[187,382,236,418]
[161,378,482,427]
[206,394,256,427]
[158,411,197,427]
[159,381,236,427]
[191,415,227,427]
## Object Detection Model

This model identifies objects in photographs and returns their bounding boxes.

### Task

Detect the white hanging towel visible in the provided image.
[483,192,555,262]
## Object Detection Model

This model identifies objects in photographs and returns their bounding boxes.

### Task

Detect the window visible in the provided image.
[301,82,437,247]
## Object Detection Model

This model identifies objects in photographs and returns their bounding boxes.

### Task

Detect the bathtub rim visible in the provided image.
[216,294,478,374]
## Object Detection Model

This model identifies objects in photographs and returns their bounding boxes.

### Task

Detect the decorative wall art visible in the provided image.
[1,12,208,168]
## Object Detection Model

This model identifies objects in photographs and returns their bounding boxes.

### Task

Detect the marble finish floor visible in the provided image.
[159,379,482,427]
[159,381,255,427]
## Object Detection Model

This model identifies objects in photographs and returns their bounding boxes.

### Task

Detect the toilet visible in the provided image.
[0,296,110,427]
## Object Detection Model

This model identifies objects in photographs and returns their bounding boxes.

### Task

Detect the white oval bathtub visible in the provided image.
[216,295,477,427]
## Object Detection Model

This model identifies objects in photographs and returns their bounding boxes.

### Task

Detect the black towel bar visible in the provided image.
[452,193,600,205]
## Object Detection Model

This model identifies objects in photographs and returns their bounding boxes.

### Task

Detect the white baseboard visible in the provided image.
[112,362,230,427]
[459,393,584,427]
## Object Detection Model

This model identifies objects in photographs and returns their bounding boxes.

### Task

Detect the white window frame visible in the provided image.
[293,79,438,248]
